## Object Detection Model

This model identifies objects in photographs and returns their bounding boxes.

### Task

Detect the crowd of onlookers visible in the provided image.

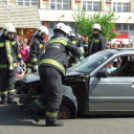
[15,35,32,79]
[15,34,134,78]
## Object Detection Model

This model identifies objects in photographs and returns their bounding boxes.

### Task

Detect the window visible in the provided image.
[113,2,129,12]
[18,0,38,5]
[50,0,70,10]
[48,22,75,40]
[69,51,113,73]
[82,1,100,11]
[115,24,122,31]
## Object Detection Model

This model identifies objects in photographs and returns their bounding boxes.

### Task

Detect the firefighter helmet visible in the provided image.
[66,25,72,36]
[2,23,16,36]
[36,26,48,36]
[54,23,70,36]
[92,24,101,31]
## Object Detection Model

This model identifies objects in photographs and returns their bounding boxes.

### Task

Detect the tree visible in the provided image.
[72,11,119,41]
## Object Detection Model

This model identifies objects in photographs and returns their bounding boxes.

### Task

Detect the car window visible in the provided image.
[68,51,113,73]
[102,55,134,77]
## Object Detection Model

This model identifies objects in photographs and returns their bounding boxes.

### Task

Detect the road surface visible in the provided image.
[0,101,134,134]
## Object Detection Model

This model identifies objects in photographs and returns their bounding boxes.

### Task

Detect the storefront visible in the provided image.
[114,24,134,44]
[0,4,41,40]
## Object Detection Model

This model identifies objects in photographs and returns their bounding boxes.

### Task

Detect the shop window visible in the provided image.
[82,1,100,11]
[50,0,70,10]
[113,2,129,12]
[116,24,122,31]
[123,24,128,30]
[130,25,134,30]
[18,0,38,5]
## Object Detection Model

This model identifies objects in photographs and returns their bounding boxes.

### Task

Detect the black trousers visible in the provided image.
[38,66,63,113]
[0,69,16,92]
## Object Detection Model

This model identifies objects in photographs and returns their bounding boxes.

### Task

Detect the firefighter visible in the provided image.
[27,26,48,72]
[25,23,82,126]
[0,23,22,105]
[86,24,106,57]
[67,26,84,67]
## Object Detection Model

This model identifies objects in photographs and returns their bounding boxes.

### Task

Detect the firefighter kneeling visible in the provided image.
[25,23,82,127]
[0,23,23,105]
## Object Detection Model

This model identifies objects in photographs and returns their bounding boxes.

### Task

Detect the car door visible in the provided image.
[89,75,134,111]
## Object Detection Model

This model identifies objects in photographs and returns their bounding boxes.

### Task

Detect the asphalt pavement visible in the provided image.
[0,101,134,134]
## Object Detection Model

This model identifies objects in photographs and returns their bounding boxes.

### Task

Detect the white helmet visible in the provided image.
[36,26,48,36]
[66,25,72,36]
[2,23,16,36]
[54,23,69,36]
[92,24,101,31]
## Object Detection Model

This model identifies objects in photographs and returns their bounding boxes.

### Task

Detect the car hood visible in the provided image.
[20,70,84,84]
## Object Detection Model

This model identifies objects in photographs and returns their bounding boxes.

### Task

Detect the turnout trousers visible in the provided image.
[29,66,63,121]
[0,69,16,103]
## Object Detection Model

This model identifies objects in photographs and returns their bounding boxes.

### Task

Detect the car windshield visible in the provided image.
[68,51,113,73]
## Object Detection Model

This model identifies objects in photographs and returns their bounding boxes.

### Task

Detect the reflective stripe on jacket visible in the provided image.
[0,35,22,70]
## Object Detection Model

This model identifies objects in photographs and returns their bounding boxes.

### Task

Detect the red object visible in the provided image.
[129,2,130,12]
[38,0,40,8]
[70,0,71,9]
[75,1,81,3]
[106,2,111,4]
[42,21,49,42]
[100,1,102,10]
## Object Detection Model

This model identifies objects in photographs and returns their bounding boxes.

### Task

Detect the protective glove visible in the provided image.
[33,65,38,72]
[79,56,84,61]
[20,60,25,67]
[79,47,85,54]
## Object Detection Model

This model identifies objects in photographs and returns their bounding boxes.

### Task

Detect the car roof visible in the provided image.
[116,48,134,51]
[105,48,134,54]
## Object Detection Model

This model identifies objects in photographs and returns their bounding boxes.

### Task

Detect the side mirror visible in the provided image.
[97,71,107,78]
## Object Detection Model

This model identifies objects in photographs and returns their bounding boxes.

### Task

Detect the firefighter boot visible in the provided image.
[25,99,44,122]
[7,90,17,106]
[0,95,7,104]
[45,116,64,127]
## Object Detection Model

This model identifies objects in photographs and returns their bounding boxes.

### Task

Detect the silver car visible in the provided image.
[19,48,134,118]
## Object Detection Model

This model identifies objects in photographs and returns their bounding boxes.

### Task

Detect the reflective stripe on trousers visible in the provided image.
[46,111,58,118]
[39,58,65,75]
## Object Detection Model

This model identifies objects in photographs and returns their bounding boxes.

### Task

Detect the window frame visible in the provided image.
[17,0,38,6]
[113,2,129,12]
[50,0,70,10]
[82,1,100,11]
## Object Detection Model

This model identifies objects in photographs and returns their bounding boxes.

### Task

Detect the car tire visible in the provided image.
[58,106,71,119]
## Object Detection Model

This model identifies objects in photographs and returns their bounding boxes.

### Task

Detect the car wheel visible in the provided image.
[58,106,70,119]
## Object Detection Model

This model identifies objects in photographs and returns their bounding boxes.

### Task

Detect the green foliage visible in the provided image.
[72,11,119,41]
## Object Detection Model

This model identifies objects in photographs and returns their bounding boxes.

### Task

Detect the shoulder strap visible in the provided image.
[46,36,68,47]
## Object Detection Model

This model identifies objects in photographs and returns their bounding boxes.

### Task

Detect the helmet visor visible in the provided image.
[92,29,99,31]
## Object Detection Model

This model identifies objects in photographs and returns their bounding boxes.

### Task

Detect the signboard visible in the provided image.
[111,39,129,44]
[111,30,129,44]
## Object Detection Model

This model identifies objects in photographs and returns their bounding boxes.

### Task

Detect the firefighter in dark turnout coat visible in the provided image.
[25,23,82,127]
[27,26,48,72]
[86,24,106,57]
[0,23,22,105]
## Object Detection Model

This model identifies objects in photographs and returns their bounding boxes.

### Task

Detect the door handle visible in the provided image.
[131,83,134,88]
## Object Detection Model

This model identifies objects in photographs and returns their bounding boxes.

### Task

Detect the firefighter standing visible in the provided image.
[67,26,84,67]
[0,23,22,105]
[27,26,48,72]
[25,23,82,126]
[86,24,106,57]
